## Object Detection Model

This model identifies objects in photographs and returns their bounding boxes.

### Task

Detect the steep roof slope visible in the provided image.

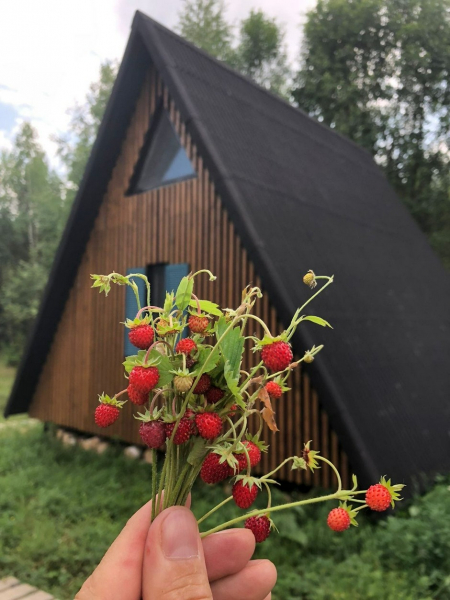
[7,12,450,490]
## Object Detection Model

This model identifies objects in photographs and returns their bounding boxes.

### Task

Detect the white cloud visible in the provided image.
[0,0,316,165]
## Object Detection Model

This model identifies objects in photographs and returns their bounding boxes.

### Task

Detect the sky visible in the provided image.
[0,0,316,169]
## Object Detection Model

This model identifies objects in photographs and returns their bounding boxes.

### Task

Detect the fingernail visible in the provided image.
[161,508,199,559]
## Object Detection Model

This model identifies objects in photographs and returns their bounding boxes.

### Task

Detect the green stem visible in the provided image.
[286,276,334,341]
[169,462,192,506]
[151,449,157,521]
[263,481,272,509]
[261,458,293,481]
[241,314,272,337]
[200,488,351,538]
[317,456,342,492]
[197,496,234,525]
[156,451,168,517]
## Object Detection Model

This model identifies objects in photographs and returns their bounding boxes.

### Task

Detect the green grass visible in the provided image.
[0,356,16,421]
[1,425,450,599]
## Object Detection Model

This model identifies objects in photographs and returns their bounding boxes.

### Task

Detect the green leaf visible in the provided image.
[164,292,175,314]
[187,437,208,466]
[175,276,194,311]
[147,350,181,387]
[189,299,223,317]
[196,346,221,374]
[303,316,333,328]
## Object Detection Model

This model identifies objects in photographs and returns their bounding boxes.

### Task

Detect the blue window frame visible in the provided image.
[127,102,196,195]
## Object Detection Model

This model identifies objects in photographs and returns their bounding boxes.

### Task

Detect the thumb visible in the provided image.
[142,506,212,600]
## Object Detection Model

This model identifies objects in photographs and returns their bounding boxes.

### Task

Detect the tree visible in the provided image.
[0,123,65,363]
[56,61,117,195]
[231,10,291,98]
[294,0,450,268]
[177,0,232,61]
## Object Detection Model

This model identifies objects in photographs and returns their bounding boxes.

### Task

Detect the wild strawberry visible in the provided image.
[139,421,165,448]
[156,319,178,336]
[228,452,249,476]
[229,441,261,476]
[232,480,259,509]
[243,440,261,467]
[200,453,229,484]
[327,508,351,532]
[265,381,282,399]
[228,403,237,416]
[245,516,271,543]
[95,404,120,428]
[165,417,193,445]
[205,386,225,404]
[175,338,197,355]
[127,384,148,406]
[185,356,197,369]
[188,314,209,334]
[128,324,154,350]
[261,341,293,371]
[129,366,159,394]
[366,484,392,512]
[195,412,223,440]
[173,375,193,393]
[193,374,211,395]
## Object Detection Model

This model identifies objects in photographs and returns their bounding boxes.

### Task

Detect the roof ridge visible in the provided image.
[133,10,375,162]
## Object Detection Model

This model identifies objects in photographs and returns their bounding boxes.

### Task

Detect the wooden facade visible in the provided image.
[29,66,350,487]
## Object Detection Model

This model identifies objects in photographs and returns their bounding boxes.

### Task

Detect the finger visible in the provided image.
[143,506,212,600]
[76,495,191,600]
[202,529,255,582]
[75,499,153,600]
[210,559,277,600]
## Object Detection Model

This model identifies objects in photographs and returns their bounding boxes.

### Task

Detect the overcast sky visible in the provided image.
[0,0,316,168]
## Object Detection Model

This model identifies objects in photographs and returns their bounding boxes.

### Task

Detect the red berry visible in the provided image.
[175,338,197,355]
[185,356,197,369]
[165,417,193,445]
[205,386,225,404]
[193,374,211,395]
[195,413,223,440]
[228,441,261,476]
[128,324,154,350]
[243,440,261,467]
[261,341,293,371]
[245,516,271,543]
[228,452,249,476]
[265,381,282,399]
[129,366,159,394]
[232,480,259,509]
[228,403,238,417]
[188,315,209,334]
[127,384,148,406]
[365,484,392,512]
[327,508,351,532]
[139,421,165,448]
[95,404,120,428]
[200,453,230,484]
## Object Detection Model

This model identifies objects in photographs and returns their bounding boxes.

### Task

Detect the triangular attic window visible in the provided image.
[127,104,196,195]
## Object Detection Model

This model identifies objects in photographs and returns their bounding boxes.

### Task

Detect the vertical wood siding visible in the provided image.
[30,68,350,487]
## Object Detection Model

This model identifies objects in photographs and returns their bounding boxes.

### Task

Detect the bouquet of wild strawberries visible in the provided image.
[90,268,404,541]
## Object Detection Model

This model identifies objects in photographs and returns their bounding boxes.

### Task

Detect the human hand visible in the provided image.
[76,499,277,599]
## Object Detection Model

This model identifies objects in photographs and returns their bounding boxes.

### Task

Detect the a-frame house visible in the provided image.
[5,11,450,490]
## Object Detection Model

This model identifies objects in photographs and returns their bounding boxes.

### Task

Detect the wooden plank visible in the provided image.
[23,592,53,600]
[0,580,19,593]
[0,584,36,600]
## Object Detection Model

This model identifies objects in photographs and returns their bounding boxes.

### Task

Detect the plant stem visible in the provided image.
[151,449,157,521]
[317,455,342,492]
[200,488,351,538]
[197,496,233,525]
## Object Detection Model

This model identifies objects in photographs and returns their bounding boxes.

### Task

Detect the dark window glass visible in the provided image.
[127,107,196,195]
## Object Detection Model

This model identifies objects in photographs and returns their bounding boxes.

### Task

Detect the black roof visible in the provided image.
[6,12,450,491]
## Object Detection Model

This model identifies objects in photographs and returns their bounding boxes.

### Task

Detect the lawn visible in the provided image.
[1,425,450,599]
[0,357,15,417]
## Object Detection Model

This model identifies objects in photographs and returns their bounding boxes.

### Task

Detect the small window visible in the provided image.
[124,263,190,356]
[127,104,196,195]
